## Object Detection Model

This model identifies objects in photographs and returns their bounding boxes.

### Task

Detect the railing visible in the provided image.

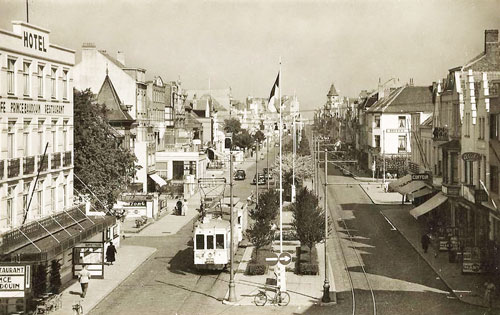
[23,156,35,175]
[51,153,61,169]
[63,151,72,167]
[7,158,20,178]
[432,127,449,141]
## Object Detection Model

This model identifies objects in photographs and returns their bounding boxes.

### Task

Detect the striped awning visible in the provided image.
[398,181,428,195]
[410,192,448,219]
[388,174,412,192]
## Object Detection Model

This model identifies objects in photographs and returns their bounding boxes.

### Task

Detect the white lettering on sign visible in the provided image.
[0,266,24,275]
[0,101,66,114]
[23,31,47,52]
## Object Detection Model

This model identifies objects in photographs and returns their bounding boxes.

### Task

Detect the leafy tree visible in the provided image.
[223,118,241,134]
[233,129,253,151]
[74,89,138,211]
[283,170,302,202]
[247,190,279,259]
[297,130,310,156]
[273,153,313,180]
[291,187,325,261]
[252,130,266,144]
[49,260,62,294]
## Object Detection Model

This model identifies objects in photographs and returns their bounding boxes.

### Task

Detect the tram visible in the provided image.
[193,214,232,270]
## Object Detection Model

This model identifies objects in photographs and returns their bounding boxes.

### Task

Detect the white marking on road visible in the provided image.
[452,290,472,293]
[379,211,397,231]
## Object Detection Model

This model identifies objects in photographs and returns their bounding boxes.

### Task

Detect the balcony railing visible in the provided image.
[63,151,72,167]
[23,156,35,175]
[433,127,449,141]
[52,152,61,169]
[8,158,20,178]
[38,154,48,172]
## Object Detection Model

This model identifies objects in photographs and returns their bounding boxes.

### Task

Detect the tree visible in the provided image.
[223,118,241,134]
[247,190,279,259]
[49,260,62,294]
[273,153,313,180]
[74,89,138,211]
[252,130,266,144]
[282,170,301,202]
[297,130,310,156]
[291,187,325,261]
[233,129,253,151]
[32,263,47,297]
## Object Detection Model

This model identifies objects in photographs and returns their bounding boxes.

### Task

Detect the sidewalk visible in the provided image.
[359,182,405,205]
[51,245,156,315]
[361,183,498,309]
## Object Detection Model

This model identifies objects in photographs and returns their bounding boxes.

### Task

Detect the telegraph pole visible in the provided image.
[267,136,270,190]
[291,117,296,202]
[322,148,330,303]
[256,142,259,205]
[228,150,236,302]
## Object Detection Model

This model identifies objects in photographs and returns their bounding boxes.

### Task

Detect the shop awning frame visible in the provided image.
[398,180,429,195]
[388,174,412,191]
[149,173,167,187]
[410,187,434,199]
[410,192,448,219]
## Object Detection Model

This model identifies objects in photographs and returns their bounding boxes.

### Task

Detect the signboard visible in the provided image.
[462,261,483,273]
[265,253,279,267]
[475,189,488,203]
[385,129,408,133]
[462,152,481,161]
[278,252,292,266]
[0,265,30,298]
[411,174,430,181]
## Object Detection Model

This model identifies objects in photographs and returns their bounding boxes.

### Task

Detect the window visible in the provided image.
[51,67,57,98]
[52,128,57,153]
[36,189,42,217]
[216,234,225,249]
[491,114,498,140]
[50,186,56,212]
[465,113,471,137]
[398,135,407,152]
[62,70,68,99]
[23,62,31,96]
[374,135,380,148]
[465,161,474,185]
[399,116,406,128]
[195,234,205,250]
[63,120,68,151]
[37,64,44,97]
[8,121,15,159]
[374,115,380,128]
[450,152,459,184]
[491,165,499,194]
[7,59,15,94]
[6,198,13,227]
[206,235,214,249]
[173,161,184,180]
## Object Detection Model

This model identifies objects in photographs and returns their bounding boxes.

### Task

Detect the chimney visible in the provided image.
[484,29,499,54]
[81,43,96,60]
[117,51,125,66]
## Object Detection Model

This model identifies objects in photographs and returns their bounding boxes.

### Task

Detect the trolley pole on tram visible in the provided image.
[228,151,236,302]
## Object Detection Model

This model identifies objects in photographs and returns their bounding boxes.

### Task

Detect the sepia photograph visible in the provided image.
[0,0,500,314]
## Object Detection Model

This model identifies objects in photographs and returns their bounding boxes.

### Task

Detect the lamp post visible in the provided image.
[291,117,296,202]
[322,148,330,303]
[228,150,236,302]
[267,136,270,190]
[255,141,259,205]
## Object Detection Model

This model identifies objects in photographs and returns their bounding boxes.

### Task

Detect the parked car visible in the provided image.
[252,173,266,185]
[234,169,246,180]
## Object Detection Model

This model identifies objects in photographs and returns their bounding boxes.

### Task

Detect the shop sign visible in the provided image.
[386,129,408,133]
[462,261,483,273]
[0,265,30,297]
[475,189,488,203]
[411,174,430,181]
[442,185,460,197]
[462,152,481,161]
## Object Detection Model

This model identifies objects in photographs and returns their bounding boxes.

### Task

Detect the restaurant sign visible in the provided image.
[0,265,31,297]
[462,152,481,161]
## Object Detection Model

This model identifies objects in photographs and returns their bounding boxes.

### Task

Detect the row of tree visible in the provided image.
[223,118,266,151]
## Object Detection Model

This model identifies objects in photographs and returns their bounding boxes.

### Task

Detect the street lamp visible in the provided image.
[322,148,330,303]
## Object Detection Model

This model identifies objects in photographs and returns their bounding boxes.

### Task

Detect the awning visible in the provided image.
[149,174,167,187]
[398,180,428,195]
[209,148,226,159]
[410,192,448,219]
[388,174,412,191]
[410,187,433,199]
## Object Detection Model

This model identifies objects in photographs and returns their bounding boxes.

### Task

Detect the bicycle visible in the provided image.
[72,300,84,315]
[254,285,290,306]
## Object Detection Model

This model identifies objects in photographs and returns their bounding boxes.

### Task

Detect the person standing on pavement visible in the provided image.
[182,199,188,216]
[421,233,431,253]
[484,281,496,312]
[176,199,183,216]
[78,265,91,298]
[106,241,117,265]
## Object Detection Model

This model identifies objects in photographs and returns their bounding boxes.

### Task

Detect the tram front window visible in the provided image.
[216,234,224,249]
[196,234,205,249]
[207,235,214,249]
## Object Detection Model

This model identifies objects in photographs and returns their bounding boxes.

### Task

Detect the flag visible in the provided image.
[267,72,280,112]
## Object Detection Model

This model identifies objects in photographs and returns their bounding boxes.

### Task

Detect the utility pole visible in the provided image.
[322,148,330,303]
[228,150,236,302]
[267,136,270,190]
[256,142,259,205]
[291,117,296,202]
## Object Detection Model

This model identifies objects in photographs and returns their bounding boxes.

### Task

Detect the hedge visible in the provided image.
[246,263,267,275]
[296,245,319,275]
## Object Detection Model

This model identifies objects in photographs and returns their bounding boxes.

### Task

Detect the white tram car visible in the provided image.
[193,215,233,270]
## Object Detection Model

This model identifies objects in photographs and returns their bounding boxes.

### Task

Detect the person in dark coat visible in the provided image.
[106,242,117,265]
[421,234,431,253]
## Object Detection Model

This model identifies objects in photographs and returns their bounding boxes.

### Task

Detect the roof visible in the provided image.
[421,115,433,126]
[193,94,225,112]
[99,50,125,69]
[327,83,338,96]
[367,86,434,113]
[96,75,135,123]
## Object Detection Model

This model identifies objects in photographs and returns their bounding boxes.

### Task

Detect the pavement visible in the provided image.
[359,182,499,310]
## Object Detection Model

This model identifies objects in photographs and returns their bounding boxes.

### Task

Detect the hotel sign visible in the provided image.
[23,31,48,52]
[0,265,31,298]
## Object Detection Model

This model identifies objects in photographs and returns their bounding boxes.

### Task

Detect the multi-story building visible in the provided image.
[0,22,116,314]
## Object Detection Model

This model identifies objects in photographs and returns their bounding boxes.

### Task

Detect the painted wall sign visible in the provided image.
[0,265,30,298]
[462,152,481,161]
[0,101,66,115]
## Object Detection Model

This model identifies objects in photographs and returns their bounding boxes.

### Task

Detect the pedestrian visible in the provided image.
[78,265,91,298]
[182,199,188,216]
[106,241,117,265]
[176,199,183,216]
[421,233,431,253]
[484,281,496,312]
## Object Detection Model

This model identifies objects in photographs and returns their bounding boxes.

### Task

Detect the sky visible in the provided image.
[1,0,500,115]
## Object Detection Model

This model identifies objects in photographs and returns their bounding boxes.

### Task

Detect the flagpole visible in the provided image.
[279,57,283,255]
